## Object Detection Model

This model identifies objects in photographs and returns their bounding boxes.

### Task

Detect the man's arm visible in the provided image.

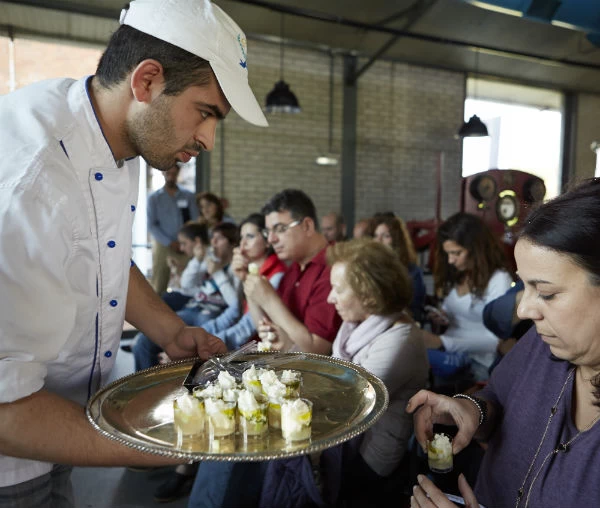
[0,389,180,467]
[244,275,331,354]
[126,264,227,360]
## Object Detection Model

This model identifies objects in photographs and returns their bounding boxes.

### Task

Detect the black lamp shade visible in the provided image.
[265,80,301,113]
[458,114,489,137]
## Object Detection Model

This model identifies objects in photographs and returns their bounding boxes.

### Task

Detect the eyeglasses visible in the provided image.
[262,219,302,237]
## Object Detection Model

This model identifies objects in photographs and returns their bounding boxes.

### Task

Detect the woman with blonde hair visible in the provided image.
[318,238,430,507]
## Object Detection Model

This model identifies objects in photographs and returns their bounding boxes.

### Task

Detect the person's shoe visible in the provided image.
[153,471,195,503]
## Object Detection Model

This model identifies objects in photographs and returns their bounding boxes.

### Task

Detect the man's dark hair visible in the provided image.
[95,25,213,95]
[261,189,319,230]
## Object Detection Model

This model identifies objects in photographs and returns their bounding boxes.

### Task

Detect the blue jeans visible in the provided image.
[188,461,265,508]
[0,465,73,508]
[132,307,221,371]
[161,290,193,312]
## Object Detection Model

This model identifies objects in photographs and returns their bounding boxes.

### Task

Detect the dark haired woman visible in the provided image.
[421,212,513,382]
[196,191,235,233]
[408,178,600,508]
[202,213,286,351]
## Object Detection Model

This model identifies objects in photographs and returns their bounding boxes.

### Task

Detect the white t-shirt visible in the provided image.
[440,269,513,370]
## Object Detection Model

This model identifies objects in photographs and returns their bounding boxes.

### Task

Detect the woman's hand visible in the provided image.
[231,247,249,282]
[425,305,450,327]
[411,474,479,508]
[206,256,226,276]
[420,329,443,349]
[405,390,480,455]
[193,243,206,262]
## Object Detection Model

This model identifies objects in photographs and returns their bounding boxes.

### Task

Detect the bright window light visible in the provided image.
[462,97,562,200]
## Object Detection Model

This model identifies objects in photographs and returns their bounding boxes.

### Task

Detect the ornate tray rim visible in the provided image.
[86,352,389,461]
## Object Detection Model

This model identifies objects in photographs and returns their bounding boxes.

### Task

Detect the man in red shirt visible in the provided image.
[244,188,342,354]
[187,189,342,507]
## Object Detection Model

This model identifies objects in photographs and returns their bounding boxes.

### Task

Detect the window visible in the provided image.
[462,80,563,200]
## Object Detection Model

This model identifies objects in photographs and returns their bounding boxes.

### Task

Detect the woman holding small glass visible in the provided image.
[408,178,600,507]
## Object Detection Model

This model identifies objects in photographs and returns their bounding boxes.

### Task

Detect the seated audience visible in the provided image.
[132,222,239,372]
[321,211,347,243]
[187,188,342,508]
[161,221,210,311]
[196,191,235,233]
[420,212,512,384]
[352,217,373,239]
[318,239,429,507]
[246,189,342,355]
[372,214,427,323]
[202,213,287,350]
[408,177,600,508]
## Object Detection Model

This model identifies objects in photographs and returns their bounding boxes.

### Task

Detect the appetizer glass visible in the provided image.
[281,398,313,443]
[205,399,237,440]
[238,394,269,440]
[173,394,205,447]
[427,433,453,473]
[280,370,302,399]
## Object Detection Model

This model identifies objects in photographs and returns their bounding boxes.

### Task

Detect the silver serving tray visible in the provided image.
[86,352,389,461]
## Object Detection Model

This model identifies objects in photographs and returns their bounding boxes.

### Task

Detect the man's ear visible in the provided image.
[130,59,165,103]
[303,217,317,235]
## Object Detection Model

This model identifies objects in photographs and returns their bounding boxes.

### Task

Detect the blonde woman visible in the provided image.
[321,238,430,507]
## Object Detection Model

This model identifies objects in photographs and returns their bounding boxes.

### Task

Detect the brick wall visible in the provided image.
[2,35,599,224]
[210,40,466,224]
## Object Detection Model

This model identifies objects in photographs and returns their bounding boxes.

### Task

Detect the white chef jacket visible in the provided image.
[0,76,139,486]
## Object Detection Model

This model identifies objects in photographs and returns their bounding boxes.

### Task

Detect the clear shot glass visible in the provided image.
[427,433,453,473]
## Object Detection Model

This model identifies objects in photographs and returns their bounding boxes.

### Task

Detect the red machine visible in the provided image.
[461,169,546,271]
[407,169,546,273]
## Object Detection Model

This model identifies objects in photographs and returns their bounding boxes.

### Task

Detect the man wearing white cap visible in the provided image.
[0,0,266,505]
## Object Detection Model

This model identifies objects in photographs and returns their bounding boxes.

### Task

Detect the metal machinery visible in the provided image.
[407,169,546,274]
[461,169,546,271]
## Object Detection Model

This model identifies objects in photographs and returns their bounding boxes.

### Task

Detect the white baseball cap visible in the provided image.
[120,0,268,127]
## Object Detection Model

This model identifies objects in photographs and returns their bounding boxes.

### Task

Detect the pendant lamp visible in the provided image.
[265,15,301,114]
[458,49,488,138]
[458,114,489,137]
[315,53,339,166]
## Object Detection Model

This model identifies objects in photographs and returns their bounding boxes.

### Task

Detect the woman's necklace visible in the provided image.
[515,367,600,508]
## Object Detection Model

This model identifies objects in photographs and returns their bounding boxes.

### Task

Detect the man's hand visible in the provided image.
[163,326,227,361]
[257,318,293,351]
[244,274,277,305]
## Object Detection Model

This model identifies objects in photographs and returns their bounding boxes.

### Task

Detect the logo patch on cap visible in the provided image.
[237,34,247,69]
